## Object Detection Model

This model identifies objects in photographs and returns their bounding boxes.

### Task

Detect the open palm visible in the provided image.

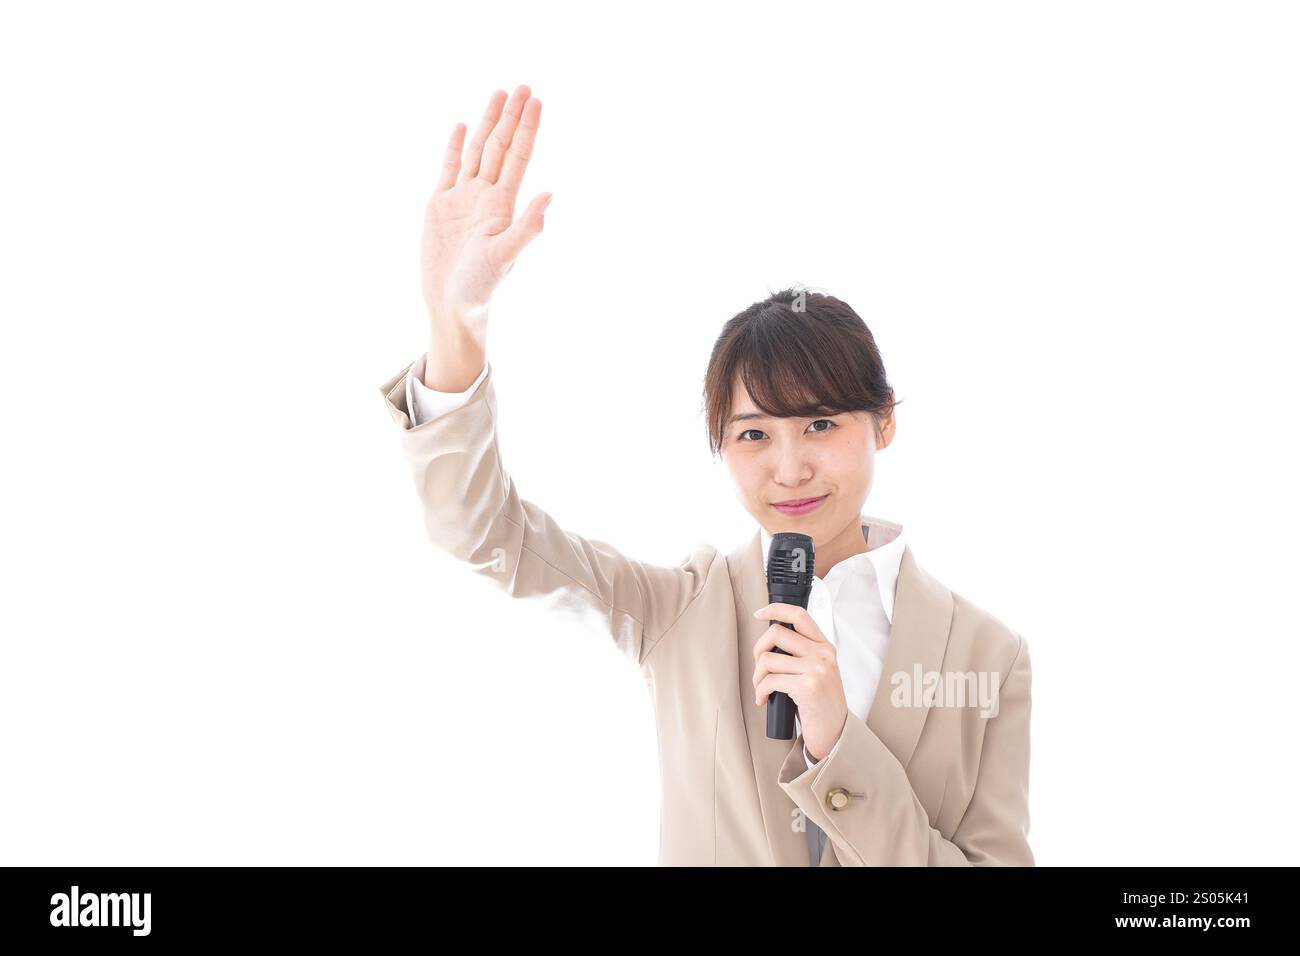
[421,85,551,327]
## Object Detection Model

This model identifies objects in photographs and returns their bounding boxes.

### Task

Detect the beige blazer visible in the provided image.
[380,359,1034,866]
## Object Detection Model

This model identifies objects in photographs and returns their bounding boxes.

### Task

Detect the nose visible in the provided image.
[771,442,813,488]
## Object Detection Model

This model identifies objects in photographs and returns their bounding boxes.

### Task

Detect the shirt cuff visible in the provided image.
[405,351,489,426]
[796,714,819,769]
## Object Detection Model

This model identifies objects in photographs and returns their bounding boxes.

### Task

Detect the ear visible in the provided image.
[875,392,897,449]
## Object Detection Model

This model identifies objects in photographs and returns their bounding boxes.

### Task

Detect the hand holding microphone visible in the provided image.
[753,533,851,759]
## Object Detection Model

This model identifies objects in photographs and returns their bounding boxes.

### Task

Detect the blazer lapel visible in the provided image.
[729,526,954,867]
[864,544,954,770]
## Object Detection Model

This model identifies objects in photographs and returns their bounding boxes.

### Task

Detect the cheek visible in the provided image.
[824,435,873,481]
[723,453,760,493]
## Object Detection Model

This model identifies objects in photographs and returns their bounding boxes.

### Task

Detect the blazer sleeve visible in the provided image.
[379,357,717,669]
[777,634,1034,866]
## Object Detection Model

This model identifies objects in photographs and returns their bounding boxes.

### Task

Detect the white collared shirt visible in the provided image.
[405,354,907,866]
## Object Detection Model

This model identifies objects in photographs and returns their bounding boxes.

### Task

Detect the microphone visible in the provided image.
[764,532,815,740]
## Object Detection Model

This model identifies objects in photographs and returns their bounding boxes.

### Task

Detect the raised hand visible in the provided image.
[421,85,552,343]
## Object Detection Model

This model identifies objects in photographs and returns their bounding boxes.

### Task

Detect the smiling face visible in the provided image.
[719,372,896,575]
[702,288,901,573]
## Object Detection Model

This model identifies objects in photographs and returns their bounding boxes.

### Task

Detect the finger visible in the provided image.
[463,89,508,179]
[490,191,552,268]
[478,83,530,184]
[497,96,541,195]
[434,122,467,192]
[752,650,809,690]
[752,621,816,662]
[752,602,828,643]
[755,674,800,706]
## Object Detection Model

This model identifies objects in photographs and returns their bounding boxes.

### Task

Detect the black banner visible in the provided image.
[0,866,1282,943]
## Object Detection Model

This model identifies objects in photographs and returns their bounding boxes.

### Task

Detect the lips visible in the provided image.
[771,494,829,515]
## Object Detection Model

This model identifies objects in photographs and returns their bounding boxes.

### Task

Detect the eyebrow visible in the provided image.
[726,412,768,426]
[726,412,778,429]
[726,409,838,428]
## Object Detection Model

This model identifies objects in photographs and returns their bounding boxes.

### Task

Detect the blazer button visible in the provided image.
[826,787,852,811]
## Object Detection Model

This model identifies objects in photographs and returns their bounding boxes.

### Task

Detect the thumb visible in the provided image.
[494,192,553,266]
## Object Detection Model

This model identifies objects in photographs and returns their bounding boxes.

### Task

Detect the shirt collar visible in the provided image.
[759,513,907,624]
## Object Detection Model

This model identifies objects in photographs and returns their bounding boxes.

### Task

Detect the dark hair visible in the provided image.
[701,286,901,457]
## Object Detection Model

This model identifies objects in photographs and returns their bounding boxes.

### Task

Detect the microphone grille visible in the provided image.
[768,533,816,583]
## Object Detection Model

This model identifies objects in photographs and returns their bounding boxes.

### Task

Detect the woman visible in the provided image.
[379,84,1033,866]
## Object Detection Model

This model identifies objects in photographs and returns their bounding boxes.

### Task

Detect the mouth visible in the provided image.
[771,494,829,516]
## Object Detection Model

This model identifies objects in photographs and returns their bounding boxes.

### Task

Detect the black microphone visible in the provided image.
[764,532,815,740]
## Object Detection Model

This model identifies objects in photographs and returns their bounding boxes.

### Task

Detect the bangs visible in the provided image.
[731,334,860,423]
[715,308,878,436]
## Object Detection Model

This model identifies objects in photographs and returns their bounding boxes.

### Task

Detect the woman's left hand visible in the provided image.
[752,603,850,762]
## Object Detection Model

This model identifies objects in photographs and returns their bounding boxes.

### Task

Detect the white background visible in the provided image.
[2,0,1297,865]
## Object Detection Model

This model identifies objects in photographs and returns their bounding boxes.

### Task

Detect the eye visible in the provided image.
[736,419,838,442]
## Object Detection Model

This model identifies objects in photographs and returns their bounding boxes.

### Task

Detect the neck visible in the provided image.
[813,518,870,578]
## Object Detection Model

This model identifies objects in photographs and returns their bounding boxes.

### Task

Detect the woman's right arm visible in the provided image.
[379,351,717,669]
[381,85,717,668]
